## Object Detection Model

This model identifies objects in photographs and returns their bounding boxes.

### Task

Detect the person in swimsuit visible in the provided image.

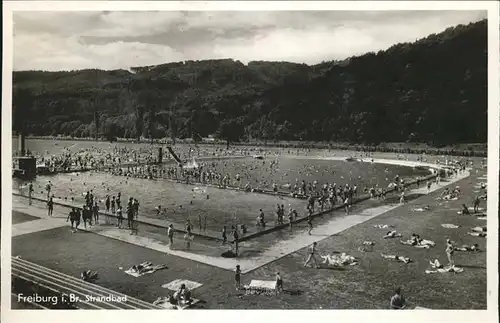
[93,201,99,225]
[28,182,34,205]
[167,224,174,248]
[445,239,455,266]
[47,196,54,217]
[222,226,227,244]
[67,208,77,231]
[307,215,313,235]
[116,206,123,228]
[304,242,320,268]
[275,272,283,293]
[235,265,241,290]
[105,196,110,212]
[390,287,406,309]
[473,196,480,213]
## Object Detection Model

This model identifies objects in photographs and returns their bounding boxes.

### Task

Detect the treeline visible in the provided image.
[12,20,487,147]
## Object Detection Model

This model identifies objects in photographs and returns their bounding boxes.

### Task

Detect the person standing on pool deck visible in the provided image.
[67,208,76,232]
[167,224,174,249]
[235,265,242,290]
[47,196,54,217]
[233,227,240,256]
[93,201,99,225]
[111,196,116,214]
[133,198,140,218]
[304,242,320,268]
[185,220,193,249]
[116,206,123,228]
[127,203,135,233]
[307,213,313,235]
[28,182,34,205]
[222,226,228,244]
[105,195,110,213]
[427,180,432,193]
[45,181,52,199]
[72,207,81,232]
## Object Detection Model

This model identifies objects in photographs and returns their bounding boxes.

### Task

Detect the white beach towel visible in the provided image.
[162,279,203,291]
[373,224,394,229]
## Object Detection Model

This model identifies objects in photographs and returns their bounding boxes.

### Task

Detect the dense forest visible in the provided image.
[12,20,487,146]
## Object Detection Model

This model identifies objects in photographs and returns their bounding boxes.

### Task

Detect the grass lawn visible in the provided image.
[12,225,233,306]
[220,171,487,309]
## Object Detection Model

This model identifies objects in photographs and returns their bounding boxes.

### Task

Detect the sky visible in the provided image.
[13,10,486,71]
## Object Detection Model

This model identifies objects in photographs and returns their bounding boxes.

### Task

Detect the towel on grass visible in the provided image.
[243,280,278,295]
[124,261,168,277]
[373,224,394,229]
[441,224,460,229]
[162,279,203,291]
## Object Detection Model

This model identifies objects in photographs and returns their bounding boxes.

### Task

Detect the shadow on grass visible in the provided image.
[282,289,303,296]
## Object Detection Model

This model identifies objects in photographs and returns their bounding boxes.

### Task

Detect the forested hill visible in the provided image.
[12,19,487,146]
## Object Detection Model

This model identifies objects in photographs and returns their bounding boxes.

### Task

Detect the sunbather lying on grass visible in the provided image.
[383,231,403,239]
[357,241,375,252]
[381,253,412,264]
[455,244,480,252]
[81,270,99,282]
[425,265,464,274]
[129,262,167,275]
[400,234,435,249]
[467,231,486,237]
[321,253,359,266]
[412,205,431,212]
[429,259,443,269]
[458,204,470,215]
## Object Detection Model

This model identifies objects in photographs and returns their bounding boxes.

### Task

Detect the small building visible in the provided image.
[13,156,37,179]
